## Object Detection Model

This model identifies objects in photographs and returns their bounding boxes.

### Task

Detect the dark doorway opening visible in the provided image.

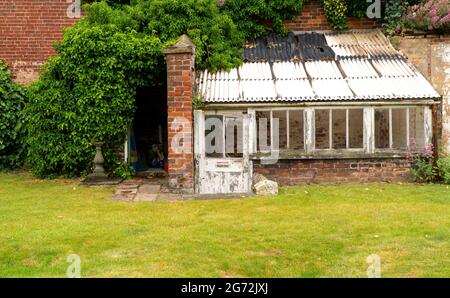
[130,86,168,173]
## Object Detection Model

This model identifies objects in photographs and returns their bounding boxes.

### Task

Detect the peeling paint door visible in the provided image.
[194,111,251,194]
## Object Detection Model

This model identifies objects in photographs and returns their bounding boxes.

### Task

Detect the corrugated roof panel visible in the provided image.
[239,62,273,80]
[311,79,353,99]
[371,59,416,77]
[241,80,277,101]
[330,45,368,58]
[353,30,391,46]
[324,32,358,46]
[304,61,343,79]
[197,30,440,104]
[389,76,440,98]
[275,79,315,99]
[272,62,308,79]
[339,59,378,78]
[296,33,328,47]
[362,44,400,58]
[347,78,394,99]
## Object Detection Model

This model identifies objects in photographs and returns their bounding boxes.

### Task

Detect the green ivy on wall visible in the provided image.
[0,61,27,170]
[322,0,349,30]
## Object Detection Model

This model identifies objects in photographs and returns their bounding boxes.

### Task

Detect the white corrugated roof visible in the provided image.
[196,30,440,104]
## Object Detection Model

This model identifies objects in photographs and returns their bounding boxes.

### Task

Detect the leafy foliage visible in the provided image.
[222,0,305,38]
[404,0,450,32]
[0,61,27,170]
[345,0,369,18]
[322,0,349,30]
[437,156,450,185]
[383,0,419,33]
[26,23,163,177]
[408,143,438,183]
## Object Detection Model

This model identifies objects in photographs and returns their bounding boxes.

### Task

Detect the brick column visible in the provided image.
[163,35,196,192]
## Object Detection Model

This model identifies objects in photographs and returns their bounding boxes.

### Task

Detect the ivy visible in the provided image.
[26,23,164,177]
[24,0,238,177]
[322,0,349,30]
[222,0,305,38]
[0,61,27,170]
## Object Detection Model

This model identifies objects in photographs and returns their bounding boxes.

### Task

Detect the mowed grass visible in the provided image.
[0,172,449,278]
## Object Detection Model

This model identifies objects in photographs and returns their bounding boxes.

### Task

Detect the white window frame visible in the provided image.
[248,105,432,158]
[253,108,307,153]
[373,106,432,152]
[313,107,365,152]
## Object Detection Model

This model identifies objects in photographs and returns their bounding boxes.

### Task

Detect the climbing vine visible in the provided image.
[322,0,349,30]
[0,61,27,170]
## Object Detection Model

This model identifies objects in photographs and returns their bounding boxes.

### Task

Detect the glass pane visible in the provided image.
[349,109,364,149]
[315,109,330,149]
[289,110,304,150]
[225,116,243,158]
[375,109,389,149]
[392,108,407,149]
[332,109,346,149]
[205,115,223,157]
[273,111,287,150]
[409,107,425,149]
[256,111,271,152]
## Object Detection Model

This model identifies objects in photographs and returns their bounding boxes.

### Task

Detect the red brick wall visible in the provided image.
[254,159,412,185]
[284,1,379,31]
[164,38,196,192]
[0,0,80,84]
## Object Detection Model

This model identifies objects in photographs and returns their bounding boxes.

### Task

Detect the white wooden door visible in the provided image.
[194,111,251,194]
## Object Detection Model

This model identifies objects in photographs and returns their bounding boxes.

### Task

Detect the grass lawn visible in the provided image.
[0,172,449,278]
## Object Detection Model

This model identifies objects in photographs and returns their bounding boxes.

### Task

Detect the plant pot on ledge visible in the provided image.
[81,142,123,186]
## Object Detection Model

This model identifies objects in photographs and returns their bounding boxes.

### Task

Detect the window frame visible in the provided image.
[247,105,432,160]
[313,107,365,152]
[373,106,430,153]
[254,108,307,154]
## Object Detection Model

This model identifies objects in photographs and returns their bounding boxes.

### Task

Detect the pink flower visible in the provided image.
[429,8,438,17]
[440,13,450,24]
[424,0,433,9]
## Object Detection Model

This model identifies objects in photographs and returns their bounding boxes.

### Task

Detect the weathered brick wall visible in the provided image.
[396,36,450,153]
[163,36,196,192]
[254,159,412,185]
[0,0,80,84]
[284,1,379,31]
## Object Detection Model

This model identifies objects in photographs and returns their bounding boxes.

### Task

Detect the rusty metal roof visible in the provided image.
[197,30,441,104]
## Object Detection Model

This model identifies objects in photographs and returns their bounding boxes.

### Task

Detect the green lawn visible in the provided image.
[0,172,448,278]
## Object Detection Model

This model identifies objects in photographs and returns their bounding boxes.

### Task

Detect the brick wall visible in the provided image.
[284,1,379,31]
[396,36,450,153]
[254,159,412,185]
[0,0,80,84]
[163,35,196,192]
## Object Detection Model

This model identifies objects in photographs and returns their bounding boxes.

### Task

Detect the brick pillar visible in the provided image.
[163,35,196,192]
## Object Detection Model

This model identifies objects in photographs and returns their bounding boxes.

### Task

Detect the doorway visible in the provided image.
[195,111,251,194]
[129,86,168,174]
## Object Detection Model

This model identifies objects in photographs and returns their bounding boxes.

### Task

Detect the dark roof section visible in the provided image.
[243,32,336,63]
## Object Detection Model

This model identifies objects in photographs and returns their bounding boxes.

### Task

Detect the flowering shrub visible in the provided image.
[405,0,450,32]
[437,156,450,185]
[407,140,437,183]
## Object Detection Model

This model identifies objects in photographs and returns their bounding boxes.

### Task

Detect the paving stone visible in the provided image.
[115,188,138,195]
[112,194,135,202]
[139,184,161,193]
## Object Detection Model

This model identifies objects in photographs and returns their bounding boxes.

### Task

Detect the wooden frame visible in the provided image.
[247,105,433,159]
